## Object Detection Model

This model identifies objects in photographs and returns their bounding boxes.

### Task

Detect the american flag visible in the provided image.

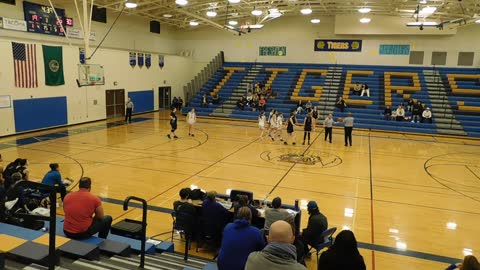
[12,42,38,88]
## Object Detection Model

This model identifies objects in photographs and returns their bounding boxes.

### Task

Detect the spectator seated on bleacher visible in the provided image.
[218,207,265,270]
[200,190,228,245]
[318,230,366,270]
[63,177,112,239]
[351,82,362,96]
[299,201,328,258]
[384,106,392,121]
[233,195,261,225]
[212,93,220,105]
[202,94,208,108]
[41,163,71,202]
[237,96,248,111]
[360,84,370,97]
[3,159,22,190]
[264,197,292,233]
[411,101,422,123]
[266,87,273,99]
[396,105,405,121]
[422,107,432,123]
[250,93,259,111]
[335,97,347,113]
[245,220,306,270]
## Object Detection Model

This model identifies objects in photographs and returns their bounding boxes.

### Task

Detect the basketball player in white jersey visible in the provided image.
[258,111,267,140]
[269,111,278,141]
[275,112,284,142]
[186,108,197,137]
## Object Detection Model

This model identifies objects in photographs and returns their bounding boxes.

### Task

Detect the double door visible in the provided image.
[106,89,125,119]
[159,86,171,109]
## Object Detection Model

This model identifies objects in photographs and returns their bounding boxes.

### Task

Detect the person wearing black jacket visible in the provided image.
[412,101,422,123]
[384,106,392,120]
[299,201,328,257]
[318,230,366,270]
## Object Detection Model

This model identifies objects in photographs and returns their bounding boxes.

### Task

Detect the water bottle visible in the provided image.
[294,199,299,211]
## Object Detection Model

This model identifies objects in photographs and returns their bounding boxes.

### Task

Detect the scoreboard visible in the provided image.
[23,1,69,36]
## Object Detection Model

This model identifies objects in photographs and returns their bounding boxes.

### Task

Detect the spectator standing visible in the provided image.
[217,207,265,270]
[305,100,312,112]
[125,97,134,123]
[335,97,347,112]
[360,84,370,97]
[407,98,415,112]
[258,96,266,112]
[318,230,366,270]
[177,97,183,111]
[411,101,422,123]
[63,177,112,239]
[172,96,178,110]
[41,163,70,201]
[344,112,354,147]
[245,220,306,270]
[422,107,432,123]
[300,201,328,257]
[296,100,304,114]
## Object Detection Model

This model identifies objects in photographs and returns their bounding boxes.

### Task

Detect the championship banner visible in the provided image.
[159,55,164,69]
[145,54,151,68]
[138,53,144,67]
[379,44,410,55]
[259,46,286,56]
[314,39,362,52]
[129,52,136,67]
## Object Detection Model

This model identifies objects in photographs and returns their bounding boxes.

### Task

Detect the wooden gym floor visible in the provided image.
[1,111,480,270]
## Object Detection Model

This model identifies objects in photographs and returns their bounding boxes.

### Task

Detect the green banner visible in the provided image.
[42,45,64,86]
[259,46,286,56]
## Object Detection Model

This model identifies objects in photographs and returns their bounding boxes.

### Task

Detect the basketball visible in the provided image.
[337,117,343,122]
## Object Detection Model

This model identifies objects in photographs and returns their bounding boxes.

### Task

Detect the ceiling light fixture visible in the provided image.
[358,7,371,13]
[360,17,371,23]
[419,0,427,4]
[125,0,137,8]
[206,11,217,17]
[163,14,173,18]
[228,0,241,3]
[189,21,199,26]
[268,8,282,18]
[300,8,312,15]
[229,20,238,26]
[310,18,320,24]
[251,9,263,16]
[419,6,437,17]
[175,0,188,6]
[240,24,264,29]
[406,21,438,26]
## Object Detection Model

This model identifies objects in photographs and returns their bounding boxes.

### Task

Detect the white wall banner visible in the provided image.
[3,18,27,32]
[66,28,96,41]
[0,17,4,29]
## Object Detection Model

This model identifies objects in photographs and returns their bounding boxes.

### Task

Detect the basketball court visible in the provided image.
[1,111,479,269]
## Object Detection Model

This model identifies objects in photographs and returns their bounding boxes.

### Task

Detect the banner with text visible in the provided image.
[379,44,410,55]
[259,46,286,56]
[314,39,362,52]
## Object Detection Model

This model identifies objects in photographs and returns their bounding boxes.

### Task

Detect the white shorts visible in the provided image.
[259,124,265,130]
[187,119,195,125]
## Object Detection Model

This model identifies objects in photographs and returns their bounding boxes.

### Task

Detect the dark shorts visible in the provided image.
[287,127,294,133]
[304,127,311,132]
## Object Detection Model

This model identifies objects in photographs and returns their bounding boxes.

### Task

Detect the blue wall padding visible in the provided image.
[128,90,154,114]
[13,96,68,133]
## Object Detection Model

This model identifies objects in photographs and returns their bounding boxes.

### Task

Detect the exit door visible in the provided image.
[159,86,171,109]
[106,89,125,119]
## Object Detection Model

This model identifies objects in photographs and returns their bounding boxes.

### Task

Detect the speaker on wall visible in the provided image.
[150,20,161,34]
[0,0,16,5]
[92,5,107,23]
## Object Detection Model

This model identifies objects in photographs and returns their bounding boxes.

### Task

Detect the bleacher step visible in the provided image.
[437,129,468,136]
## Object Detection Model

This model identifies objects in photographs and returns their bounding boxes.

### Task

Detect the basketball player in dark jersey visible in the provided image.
[167,107,179,139]
[303,112,313,145]
[284,110,299,145]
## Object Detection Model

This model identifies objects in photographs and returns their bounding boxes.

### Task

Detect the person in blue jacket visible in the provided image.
[41,163,70,201]
[217,207,265,270]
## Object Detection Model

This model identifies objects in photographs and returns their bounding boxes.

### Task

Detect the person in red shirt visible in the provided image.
[63,177,112,239]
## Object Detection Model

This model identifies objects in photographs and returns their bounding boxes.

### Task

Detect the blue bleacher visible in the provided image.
[186,62,480,137]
